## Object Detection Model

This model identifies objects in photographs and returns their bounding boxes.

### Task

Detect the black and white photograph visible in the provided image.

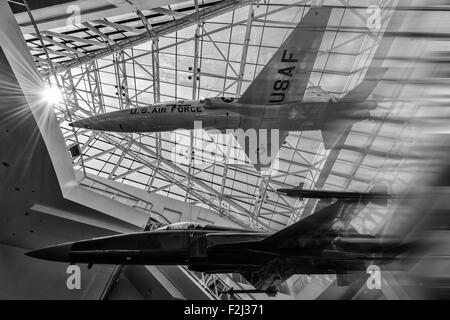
[0,0,449,304]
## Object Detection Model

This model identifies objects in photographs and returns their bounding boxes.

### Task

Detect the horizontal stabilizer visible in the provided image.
[341,67,388,102]
[238,7,332,105]
[278,184,390,206]
[320,121,352,149]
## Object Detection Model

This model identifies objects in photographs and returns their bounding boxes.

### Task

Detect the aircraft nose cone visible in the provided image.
[26,243,73,262]
[69,118,94,129]
[69,114,123,132]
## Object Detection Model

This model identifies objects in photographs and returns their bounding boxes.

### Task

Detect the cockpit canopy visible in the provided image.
[154,221,262,233]
[155,222,209,231]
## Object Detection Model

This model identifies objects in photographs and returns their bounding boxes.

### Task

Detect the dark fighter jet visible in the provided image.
[26,188,410,292]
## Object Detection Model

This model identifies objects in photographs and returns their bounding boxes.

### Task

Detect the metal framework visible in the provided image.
[13,0,449,299]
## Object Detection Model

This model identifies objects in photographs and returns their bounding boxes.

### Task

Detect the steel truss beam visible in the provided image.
[113,50,130,109]
[44,0,251,76]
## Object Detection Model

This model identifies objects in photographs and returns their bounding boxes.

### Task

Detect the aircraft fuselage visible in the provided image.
[26,229,402,273]
[71,97,376,133]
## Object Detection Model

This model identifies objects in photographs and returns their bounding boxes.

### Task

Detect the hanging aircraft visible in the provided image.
[26,188,410,293]
[69,6,385,170]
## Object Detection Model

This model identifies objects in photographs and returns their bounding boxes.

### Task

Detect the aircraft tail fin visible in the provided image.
[238,7,332,105]
[278,184,390,207]
[261,200,346,247]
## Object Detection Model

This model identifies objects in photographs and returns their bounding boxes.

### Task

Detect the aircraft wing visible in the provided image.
[340,67,388,102]
[236,200,363,290]
[238,7,332,105]
[278,184,390,206]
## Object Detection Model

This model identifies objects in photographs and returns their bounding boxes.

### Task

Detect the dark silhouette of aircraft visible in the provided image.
[27,187,410,292]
